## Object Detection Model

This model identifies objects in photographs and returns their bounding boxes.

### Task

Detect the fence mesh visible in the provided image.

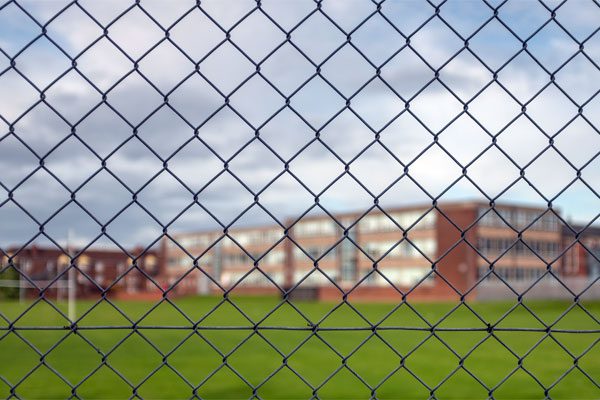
[0,0,599,398]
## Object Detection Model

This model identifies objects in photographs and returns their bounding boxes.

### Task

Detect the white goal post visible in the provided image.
[0,230,80,323]
[0,278,76,322]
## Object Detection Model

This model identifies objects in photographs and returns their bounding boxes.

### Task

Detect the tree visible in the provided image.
[0,265,20,300]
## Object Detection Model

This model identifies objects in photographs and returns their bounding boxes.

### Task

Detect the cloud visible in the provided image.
[0,0,599,250]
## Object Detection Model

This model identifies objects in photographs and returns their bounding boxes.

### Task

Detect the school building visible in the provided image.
[0,245,161,300]
[161,201,599,301]
[3,201,598,302]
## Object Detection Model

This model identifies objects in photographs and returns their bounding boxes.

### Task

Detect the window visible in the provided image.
[168,257,193,269]
[515,242,524,255]
[223,253,251,265]
[359,215,384,233]
[359,210,435,233]
[478,237,560,259]
[477,266,489,279]
[528,213,560,232]
[516,210,528,229]
[546,214,559,231]
[551,242,559,258]
[237,272,270,286]
[340,262,355,282]
[487,266,546,282]
[265,271,284,285]
[294,220,337,237]
[180,236,195,248]
[294,246,336,260]
[251,229,282,245]
[95,262,105,273]
[144,255,157,272]
[417,212,436,229]
[293,247,305,259]
[234,233,251,246]
[516,268,524,280]
[376,267,430,287]
[412,239,437,258]
[364,242,387,258]
[264,250,284,265]
[127,275,138,293]
[177,234,214,249]
[395,211,435,230]
[479,209,501,227]
[307,247,320,259]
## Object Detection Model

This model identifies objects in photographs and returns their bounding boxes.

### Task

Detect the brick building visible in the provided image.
[161,201,579,301]
[6,201,594,302]
[0,245,161,299]
[560,224,600,279]
[162,224,287,296]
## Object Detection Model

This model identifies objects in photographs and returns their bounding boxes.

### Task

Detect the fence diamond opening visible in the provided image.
[0,0,599,398]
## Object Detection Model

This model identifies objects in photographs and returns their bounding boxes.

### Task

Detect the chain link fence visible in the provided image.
[0,0,599,398]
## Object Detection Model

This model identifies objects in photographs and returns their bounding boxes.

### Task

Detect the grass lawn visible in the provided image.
[0,295,598,399]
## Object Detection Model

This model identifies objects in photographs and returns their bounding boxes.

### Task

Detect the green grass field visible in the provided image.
[0,296,598,399]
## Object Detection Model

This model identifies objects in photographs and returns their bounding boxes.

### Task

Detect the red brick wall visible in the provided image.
[434,206,479,299]
[6,246,160,299]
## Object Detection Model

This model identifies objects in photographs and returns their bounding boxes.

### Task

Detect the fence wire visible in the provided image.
[0,0,599,399]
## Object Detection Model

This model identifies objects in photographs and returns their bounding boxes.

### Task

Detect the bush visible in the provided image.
[0,266,20,300]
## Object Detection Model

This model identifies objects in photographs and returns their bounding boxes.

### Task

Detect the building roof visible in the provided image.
[563,224,600,237]
[171,199,559,238]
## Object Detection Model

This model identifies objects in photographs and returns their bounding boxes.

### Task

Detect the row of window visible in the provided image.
[167,256,210,269]
[294,269,338,284]
[169,263,431,287]
[293,220,338,237]
[364,239,437,259]
[359,211,436,233]
[288,238,437,261]
[477,266,548,282]
[293,246,336,260]
[292,211,436,238]
[361,267,433,287]
[171,229,284,249]
[170,235,214,249]
[222,250,285,265]
[167,250,286,269]
[4,260,139,288]
[167,237,437,269]
[292,266,432,287]
[5,259,123,275]
[477,238,560,258]
[478,208,560,231]
[229,230,283,247]
[168,208,560,251]
[221,271,285,286]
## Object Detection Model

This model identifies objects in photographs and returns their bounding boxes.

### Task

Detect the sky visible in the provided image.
[0,0,600,250]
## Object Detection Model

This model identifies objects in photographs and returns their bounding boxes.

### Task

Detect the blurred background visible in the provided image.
[0,0,599,398]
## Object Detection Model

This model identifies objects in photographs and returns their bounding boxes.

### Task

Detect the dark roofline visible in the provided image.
[172,199,560,238]
[563,224,600,237]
